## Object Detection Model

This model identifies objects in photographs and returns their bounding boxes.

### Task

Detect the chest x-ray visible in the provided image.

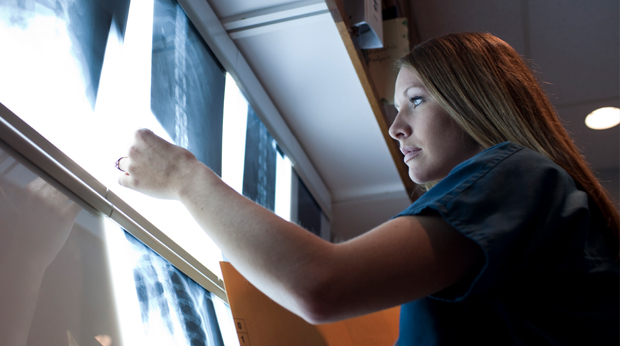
[119,232,229,346]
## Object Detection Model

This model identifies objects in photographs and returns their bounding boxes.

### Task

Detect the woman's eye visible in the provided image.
[410,97,423,107]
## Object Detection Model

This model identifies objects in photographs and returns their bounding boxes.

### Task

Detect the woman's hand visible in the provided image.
[118,129,207,200]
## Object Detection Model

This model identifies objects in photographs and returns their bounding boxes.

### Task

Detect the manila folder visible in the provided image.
[220,261,399,346]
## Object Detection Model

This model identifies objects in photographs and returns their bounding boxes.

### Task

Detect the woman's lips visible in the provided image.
[401,146,421,163]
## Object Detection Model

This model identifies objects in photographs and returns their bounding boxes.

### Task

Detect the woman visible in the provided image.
[118,33,619,344]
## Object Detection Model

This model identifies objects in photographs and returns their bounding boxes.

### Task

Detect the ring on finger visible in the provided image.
[115,156,128,173]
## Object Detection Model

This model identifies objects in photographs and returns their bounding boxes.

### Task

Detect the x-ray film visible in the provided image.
[242,107,277,211]
[150,0,225,175]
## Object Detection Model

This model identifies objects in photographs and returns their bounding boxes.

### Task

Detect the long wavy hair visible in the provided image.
[396,32,619,245]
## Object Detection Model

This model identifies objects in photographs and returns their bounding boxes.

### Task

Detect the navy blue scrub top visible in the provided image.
[393,142,619,345]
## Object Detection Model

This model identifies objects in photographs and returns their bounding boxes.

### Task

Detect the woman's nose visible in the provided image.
[388,112,410,140]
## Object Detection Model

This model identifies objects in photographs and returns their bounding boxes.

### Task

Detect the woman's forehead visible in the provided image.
[395,69,427,95]
[396,68,424,87]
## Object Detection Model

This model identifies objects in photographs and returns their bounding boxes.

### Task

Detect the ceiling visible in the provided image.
[202,0,619,210]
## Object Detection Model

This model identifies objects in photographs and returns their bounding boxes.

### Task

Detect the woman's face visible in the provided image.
[389,68,481,184]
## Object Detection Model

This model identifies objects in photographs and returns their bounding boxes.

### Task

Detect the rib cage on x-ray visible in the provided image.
[125,231,225,346]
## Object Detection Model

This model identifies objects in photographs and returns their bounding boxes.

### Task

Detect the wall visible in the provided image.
[597,167,620,211]
[331,191,411,242]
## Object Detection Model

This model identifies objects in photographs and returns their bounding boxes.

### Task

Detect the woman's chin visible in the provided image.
[408,170,426,185]
[409,168,443,186]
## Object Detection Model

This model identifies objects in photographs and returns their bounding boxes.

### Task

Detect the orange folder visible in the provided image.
[220,262,400,346]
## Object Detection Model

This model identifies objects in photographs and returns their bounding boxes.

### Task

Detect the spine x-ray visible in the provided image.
[150,0,225,176]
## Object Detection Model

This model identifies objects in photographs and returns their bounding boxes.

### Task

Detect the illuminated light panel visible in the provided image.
[275,153,292,221]
[221,73,249,193]
[585,107,620,130]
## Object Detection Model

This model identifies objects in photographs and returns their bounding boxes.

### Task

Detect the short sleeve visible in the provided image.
[393,142,590,302]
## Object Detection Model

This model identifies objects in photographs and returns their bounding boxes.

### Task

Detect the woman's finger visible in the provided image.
[117,173,133,189]
[134,128,155,149]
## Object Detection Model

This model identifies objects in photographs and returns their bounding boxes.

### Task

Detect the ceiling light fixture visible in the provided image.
[585,107,620,130]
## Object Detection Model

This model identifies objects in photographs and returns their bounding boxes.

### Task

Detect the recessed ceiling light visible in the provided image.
[585,107,620,130]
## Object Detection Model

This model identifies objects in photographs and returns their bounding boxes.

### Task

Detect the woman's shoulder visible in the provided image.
[452,141,560,178]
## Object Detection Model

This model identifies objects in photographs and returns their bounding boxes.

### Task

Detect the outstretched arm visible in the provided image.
[118,129,483,323]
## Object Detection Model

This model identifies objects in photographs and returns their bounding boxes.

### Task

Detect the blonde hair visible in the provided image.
[397,32,619,244]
